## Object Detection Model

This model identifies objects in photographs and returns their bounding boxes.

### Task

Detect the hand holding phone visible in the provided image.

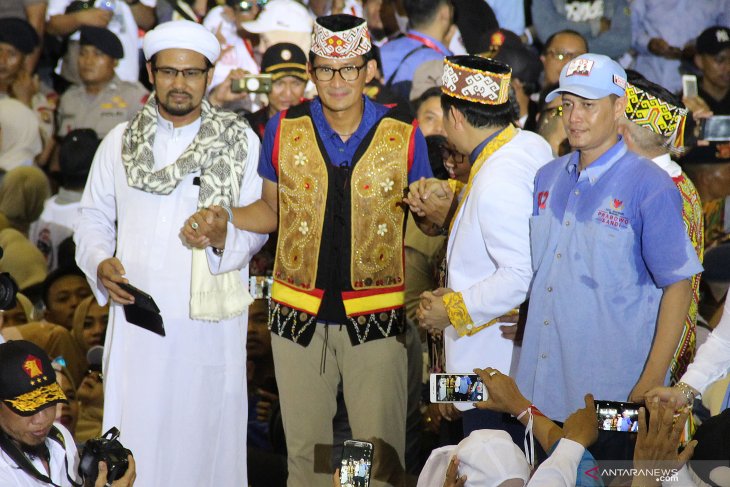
[430,373,485,403]
[339,440,373,487]
[682,75,698,99]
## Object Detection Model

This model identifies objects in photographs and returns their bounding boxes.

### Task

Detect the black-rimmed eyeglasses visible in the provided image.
[311,63,367,82]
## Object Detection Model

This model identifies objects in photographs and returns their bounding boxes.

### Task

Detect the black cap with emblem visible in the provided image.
[261,43,308,81]
[0,340,67,417]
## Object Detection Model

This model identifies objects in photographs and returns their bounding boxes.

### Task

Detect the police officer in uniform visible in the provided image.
[56,27,148,139]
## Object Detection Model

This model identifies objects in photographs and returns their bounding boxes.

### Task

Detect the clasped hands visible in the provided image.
[403,177,455,228]
[181,206,230,250]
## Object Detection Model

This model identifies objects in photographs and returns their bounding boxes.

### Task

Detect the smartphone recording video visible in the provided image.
[595,400,640,432]
[429,373,485,403]
[339,440,373,487]
[699,115,730,142]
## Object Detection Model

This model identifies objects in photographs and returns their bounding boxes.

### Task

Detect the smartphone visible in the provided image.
[682,74,698,99]
[231,74,273,94]
[699,115,730,142]
[595,400,641,432]
[249,275,273,300]
[339,440,374,487]
[429,373,486,403]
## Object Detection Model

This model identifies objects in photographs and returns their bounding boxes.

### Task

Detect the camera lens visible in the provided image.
[0,272,19,311]
[245,77,261,91]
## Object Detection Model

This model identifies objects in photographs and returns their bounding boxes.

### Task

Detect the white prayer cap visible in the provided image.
[143,20,221,63]
[417,430,529,487]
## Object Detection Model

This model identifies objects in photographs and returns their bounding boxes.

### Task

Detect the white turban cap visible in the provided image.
[143,20,221,63]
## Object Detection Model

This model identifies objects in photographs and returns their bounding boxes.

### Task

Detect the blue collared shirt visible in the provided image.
[379,30,451,100]
[469,127,505,164]
[258,96,432,183]
[515,138,703,421]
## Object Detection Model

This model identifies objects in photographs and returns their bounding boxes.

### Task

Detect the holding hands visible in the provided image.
[181,206,230,250]
[404,177,454,225]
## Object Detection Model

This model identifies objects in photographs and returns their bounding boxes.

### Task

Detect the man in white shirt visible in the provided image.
[74,20,266,487]
[0,340,135,487]
[407,55,552,435]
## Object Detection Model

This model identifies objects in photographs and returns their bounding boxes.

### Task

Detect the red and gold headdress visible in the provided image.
[311,16,371,60]
[625,82,688,153]
[441,57,511,105]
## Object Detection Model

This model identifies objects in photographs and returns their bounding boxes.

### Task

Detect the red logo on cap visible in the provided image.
[23,355,43,378]
[490,32,505,47]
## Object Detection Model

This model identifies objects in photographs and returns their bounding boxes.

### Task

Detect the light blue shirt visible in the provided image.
[379,30,451,100]
[515,138,702,421]
[531,0,631,59]
[631,0,729,93]
[485,0,525,35]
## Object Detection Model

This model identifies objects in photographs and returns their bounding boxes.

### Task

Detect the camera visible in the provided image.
[79,428,132,485]
[0,247,19,311]
[231,74,273,94]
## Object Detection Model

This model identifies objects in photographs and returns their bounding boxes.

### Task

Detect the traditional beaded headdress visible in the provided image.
[441,56,511,105]
[311,15,371,60]
[625,82,688,152]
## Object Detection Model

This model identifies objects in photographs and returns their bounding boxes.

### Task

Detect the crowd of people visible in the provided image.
[0,0,729,486]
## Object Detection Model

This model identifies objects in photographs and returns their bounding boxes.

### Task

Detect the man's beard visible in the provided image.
[156,91,197,117]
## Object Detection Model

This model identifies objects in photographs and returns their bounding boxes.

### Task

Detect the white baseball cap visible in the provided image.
[241,0,314,34]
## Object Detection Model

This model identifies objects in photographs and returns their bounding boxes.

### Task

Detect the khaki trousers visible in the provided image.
[271,324,407,487]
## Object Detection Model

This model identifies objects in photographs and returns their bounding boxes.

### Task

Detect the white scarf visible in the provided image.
[122,96,253,321]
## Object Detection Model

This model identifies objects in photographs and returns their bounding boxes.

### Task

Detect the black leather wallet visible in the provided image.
[119,283,165,336]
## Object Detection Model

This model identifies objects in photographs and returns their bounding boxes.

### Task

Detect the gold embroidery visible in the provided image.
[443,292,474,335]
[6,383,66,413]
[350,119,410,289]
[274,117,328,290]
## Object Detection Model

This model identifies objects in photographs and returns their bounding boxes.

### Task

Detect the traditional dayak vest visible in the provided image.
[269,102,416,346]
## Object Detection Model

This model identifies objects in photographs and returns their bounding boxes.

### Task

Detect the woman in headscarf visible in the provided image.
[70,295,109,372]
[71,295,109,443]
[0,166,51,235]
[0,97,42,174]
[53,361,80,438]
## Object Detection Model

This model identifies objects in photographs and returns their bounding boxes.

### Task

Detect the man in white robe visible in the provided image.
[74,20,266,487]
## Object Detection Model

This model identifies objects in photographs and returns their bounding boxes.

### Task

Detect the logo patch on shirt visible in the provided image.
[538,191,549,210]
[594,197,629,229]
[565,58,594,77]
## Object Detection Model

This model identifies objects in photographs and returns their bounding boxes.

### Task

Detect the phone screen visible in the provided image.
[595,400,641,432]
[430,373,484,403]
[700,116,730,142]
[339,440,373,487]
[682,74,698,99]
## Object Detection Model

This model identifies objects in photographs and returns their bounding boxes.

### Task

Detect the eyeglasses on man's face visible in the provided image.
[311,63,367,82]
[153,66,209,81]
